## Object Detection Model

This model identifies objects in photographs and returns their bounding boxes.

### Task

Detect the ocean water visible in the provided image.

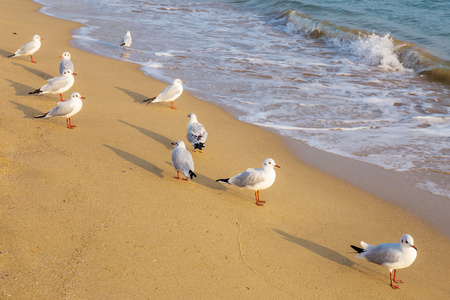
[35,0,449,199]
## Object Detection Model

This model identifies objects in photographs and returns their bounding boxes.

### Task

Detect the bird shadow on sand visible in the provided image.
[5,79,36,96]
[11,61,53,80]
[115,86,148,103]
[10,101,42,119]
[272,229,389,284]
[104,144,164,179]
[0,48,13,58]
[117,119,173,150]
[273,229,356,268]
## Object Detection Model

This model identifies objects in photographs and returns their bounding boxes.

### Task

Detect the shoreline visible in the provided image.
[284,136,450,237]
[1,0,449,298]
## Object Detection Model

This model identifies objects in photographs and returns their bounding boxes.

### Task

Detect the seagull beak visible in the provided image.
[80,97,86,99]
[40,37,44,40]
[412,245,417,250]
[171,142,175,145]
[182,82,185,84]
[275,165,281,168]
[58,55,62,58]
[72,73,77,76]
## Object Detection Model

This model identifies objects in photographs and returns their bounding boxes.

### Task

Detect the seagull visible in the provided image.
[35,92,84,129]
[216,158,280,206]
[351,234,418,289]
[8,34,43,63]
[121,31,132,51]
[143,79,184,109]
[59,51,74,74]
[171,140,197,181]
[29,69,76,101]
[187,113,208,152]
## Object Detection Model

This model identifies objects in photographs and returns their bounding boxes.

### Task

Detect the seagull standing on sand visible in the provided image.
[59,52,74,74]
[8,34,43,63]
[35,92,84,129]
[121,31,132,51]
[187,113,208,152]
[171,140,197,181]
[28,69,76,101]
[217,158,280,206]
[143,79,184,109]
[351,234,418,289]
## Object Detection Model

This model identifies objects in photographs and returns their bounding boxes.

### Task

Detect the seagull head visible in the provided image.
[173,79,185,85]
[400,234,417,250]
[188,113,198,122]
[171,140,186,148]
[59,51,71,59]
[63,69,77,76]
[70,92,85,100]
[33,34,43,41]
[263,158,280,169]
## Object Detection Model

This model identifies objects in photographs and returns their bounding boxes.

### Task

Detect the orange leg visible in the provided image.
[59,93,64,101]
[66,117,76,129]
[173,171,180,179]
[390,270,400,289]
[393,269,403,284]
[30,54,36,63]
[182,177,189,181]
[255,190,265,206]
[170,101,176,109]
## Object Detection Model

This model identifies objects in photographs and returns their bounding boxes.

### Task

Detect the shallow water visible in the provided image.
[35,0,450,199]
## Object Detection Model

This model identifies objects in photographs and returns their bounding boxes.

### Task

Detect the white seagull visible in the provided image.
[351,234,418,289]
[121,30,132,51]
[8,34,43,63]
[171,140,197,181]
[187,113,208,152]
[29,69,76,101]
[35,92,85,129]
[217,158,280,206]
[143,79,184,110]
[59,51,74,74]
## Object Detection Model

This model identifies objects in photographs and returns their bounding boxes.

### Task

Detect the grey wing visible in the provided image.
[157,85,182,101]
[46,101,75,118]
[122,35,132,45]
[17,40,35,55]
[230,168,265,187]
[187,123,208,144]
[44,76,70,91]
[365,243,402,265]
[172,149,194,174]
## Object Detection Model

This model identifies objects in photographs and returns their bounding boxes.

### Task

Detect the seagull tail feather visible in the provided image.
[7,53,15,58]
[189,170,197,179]
[350,245,365,253]
[143,96,156,104]
[216,178,230,183]
[34,111,50,118]
[29,88,42,95]
[194,143,205,150]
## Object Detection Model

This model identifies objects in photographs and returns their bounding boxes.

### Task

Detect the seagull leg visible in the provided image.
[66,117,76,129]
[182,176,189,181]
[390,271,400,289]
[393,269,403,284]
[170,101,176,110]
[30,54,36,63]
[255,190,265,206]
[173,171,180,180]
[60,93,64,101]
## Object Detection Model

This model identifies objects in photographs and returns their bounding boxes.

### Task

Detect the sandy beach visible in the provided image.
[1,0,449,298]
